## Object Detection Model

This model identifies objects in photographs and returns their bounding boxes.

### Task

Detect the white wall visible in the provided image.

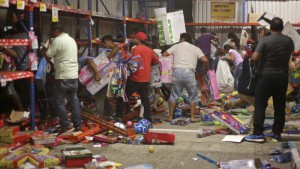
[193,0,300,45]
[246,0,300,24]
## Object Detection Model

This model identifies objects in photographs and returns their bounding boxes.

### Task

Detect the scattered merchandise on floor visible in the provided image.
[1,1,300,168]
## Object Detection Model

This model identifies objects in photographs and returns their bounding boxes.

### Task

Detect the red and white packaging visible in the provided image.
[144,132,175,144]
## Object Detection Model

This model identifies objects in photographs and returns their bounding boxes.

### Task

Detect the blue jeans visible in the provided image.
[53,79,81,128]
[234,63,243,90]
[169,68,199,103]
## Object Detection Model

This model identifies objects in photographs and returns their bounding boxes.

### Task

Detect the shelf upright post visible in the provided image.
[95,0,99,56]
[145,0,148,35]
[88,0,92,56]
[28,3,35,130]
[123,0,127,40]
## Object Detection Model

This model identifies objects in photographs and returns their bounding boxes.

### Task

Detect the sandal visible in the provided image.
[163,117,172,122]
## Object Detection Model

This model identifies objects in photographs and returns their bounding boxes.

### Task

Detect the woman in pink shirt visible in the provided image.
[222,44,244,90]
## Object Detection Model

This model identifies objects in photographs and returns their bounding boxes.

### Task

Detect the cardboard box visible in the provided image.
[248,13,261,23]
[0,153,28,168]
[0,126,19,137]
[0,148,8,158]
[28,154,61,168]
[0,132,30,144]
[144,132,175,144]
[31,134,56,145]
[93,134,118,144]
[62,146,92,168]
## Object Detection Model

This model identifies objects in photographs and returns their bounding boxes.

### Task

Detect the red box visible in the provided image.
[1,132,31,144]
[28,154,62,168]
[0,120,4,128]
[93,134,118,144]
[0,126,20,137]
[63,146,92,168]
[144,132,175,144]
[65,156,92,168]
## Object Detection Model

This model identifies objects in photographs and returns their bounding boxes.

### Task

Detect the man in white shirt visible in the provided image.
[45,22,81,133]
[163,33,209,122]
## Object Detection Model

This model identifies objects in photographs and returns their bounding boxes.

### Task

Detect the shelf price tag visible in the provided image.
[17,0,25,10]
[0,0,8,7]
[0,0,9,7]
[40,3,46,12]
[52,6,59,22]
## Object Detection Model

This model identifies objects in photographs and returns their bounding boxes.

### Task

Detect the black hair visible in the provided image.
[224,44,233,51]
[101,35,114,43]
[228,32,240,50]
[200,27,207,33]
[180,33,192,44]
[270,17,284,32]
[51,22,64,32]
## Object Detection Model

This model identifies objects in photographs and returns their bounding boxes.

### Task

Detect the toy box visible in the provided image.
[28,154,61,168]
[85,61,115,95]
[0,126,19,137]
[93,134,118,144]
[0,132,30,144]
[62,146,92,168]
[31,134,56,145]
[150,64,162,88]
[0,148,8,159]
[212,110,249,134]
[0,153,28,168]
[160,55,173,83]
[144,132,175,144]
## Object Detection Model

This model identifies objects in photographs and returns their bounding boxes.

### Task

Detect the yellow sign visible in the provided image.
[17,0,25,10]
[52,6,59,22]
[0,0,9,7]
[40,3,46,12]
[211,2,236,21]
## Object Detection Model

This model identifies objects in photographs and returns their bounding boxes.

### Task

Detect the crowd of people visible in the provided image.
[0,16,295,143]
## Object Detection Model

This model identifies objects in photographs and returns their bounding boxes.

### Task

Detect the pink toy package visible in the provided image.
[160,55,173,83]
[86,61,116,95]
[208,70,220,100]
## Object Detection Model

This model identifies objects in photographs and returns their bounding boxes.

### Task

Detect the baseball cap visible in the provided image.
[132,32,147,42]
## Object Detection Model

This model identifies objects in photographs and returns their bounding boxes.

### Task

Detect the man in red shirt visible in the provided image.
[115,32,160,122]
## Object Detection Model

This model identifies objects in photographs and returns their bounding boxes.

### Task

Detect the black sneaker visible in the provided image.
[74,127,81,132]
[60,124,74,134]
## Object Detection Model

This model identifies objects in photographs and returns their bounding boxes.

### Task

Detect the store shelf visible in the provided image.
[0,71,34,81]
[186,22,300,27]
[0,39,29,46]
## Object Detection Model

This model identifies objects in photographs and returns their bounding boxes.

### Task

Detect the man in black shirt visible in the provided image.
[245,17,295,143]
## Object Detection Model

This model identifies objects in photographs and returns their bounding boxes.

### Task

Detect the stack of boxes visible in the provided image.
[0,126,31,144]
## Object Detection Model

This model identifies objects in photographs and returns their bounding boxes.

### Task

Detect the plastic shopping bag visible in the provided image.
[35,57,47,90]
[216,60,234,93]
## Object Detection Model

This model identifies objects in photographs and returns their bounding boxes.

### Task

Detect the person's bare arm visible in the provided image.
[162,51,170,57]
[200,55,209,72]
[0,46,18,58]
[251,52,262,63]
[107,46,120,60]
[221,53,235,62]
[86,58,101,81]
